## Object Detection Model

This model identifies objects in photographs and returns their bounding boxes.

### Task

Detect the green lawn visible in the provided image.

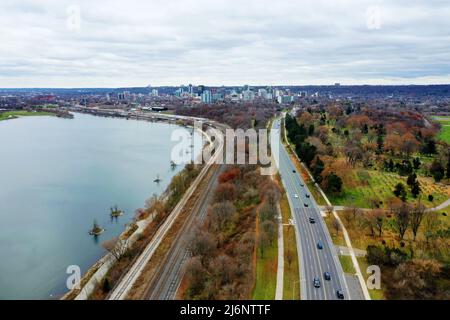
[0,110,54,121]
[338,255,356,274]
[432,116,450,143]
[438,125,450,143]
[253,239,278,300]
[327,169,449,209]
[279,190,300,300]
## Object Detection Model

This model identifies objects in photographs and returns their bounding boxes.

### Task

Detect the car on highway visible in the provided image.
[313,277,321,288]
[317,241,323,249]
[305,194,310,198]
[292,169,296,173]
[300,183,304,187]
[308,217,315,223]
[336,290,344,299]
[324,272,331,280]
[294,194,299,198]
[304,203,309,207]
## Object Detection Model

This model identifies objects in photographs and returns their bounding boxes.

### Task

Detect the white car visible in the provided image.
[294,194,299,198]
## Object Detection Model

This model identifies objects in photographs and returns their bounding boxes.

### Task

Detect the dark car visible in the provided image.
[309,217,315,224]
[305,194,310,198]
[317,241,323,249]
[300,183,304,187]
[313,277,321,288]
[324,272,331,280]
[304,203,309,207]
[336,290,344,299]
[292,169,296,173]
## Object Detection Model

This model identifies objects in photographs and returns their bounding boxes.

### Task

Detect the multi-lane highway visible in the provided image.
[272,118,350,300]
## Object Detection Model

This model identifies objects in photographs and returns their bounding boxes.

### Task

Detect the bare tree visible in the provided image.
[342,210,353,227]
[257,230,269,258]
[325,205,334,217]
[410,202,427,241]
[185,256,207,295]
[363,211,376,237]
[423,212,440,244]
[373,209,386,237]
[261,220,277,244]
[393,203,411,241]
[190,228,217,258]
[332,217,341,235]
[349,204,362,220]
[209,254,235,285]
[102,237,128,261]
[286,249,293,269]
[208,201,235,231]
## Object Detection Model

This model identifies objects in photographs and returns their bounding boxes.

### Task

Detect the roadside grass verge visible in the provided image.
[278,185,300,300]
[338,255,356,274]
[252,238,277,300]
[324,214,346,246]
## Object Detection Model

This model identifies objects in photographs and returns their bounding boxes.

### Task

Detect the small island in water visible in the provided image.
[110,205,124,218]
[89,219,105,236]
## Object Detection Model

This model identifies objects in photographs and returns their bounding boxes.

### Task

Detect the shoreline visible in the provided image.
[62,110,209,300]
[0,109,73,122]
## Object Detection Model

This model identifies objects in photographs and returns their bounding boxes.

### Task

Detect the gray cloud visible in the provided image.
[0,0,449,87]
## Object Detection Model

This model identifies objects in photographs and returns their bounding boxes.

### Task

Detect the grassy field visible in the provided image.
[327,169,449,209]
[252,238,278,299]
[324,214,346,246]
[338,255,356,274]
[0,110,54,121]
[433,116,450,143]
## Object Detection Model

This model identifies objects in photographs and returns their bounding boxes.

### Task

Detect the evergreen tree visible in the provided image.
[413,157,421,170]
[393,183,407,201]
[411,181,421,198]
[430,161,445,182]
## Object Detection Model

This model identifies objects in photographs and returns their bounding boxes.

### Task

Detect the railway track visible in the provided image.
[143,164,224,300]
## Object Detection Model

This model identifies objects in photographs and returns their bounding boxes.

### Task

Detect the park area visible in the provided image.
[433,116,450,143]
[327,168,450,209]
[0,110,54,121]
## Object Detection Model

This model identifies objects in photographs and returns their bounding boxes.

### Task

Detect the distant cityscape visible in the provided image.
[1,84,450,116]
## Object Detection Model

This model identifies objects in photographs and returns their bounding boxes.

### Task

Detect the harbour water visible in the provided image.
[0,113,200,299]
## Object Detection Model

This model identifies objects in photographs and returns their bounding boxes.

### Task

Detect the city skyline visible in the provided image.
[1,0,450,88]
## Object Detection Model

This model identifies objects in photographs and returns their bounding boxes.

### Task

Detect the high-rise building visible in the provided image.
[277,95,293,104]
[197,85,205,96]
[201,90,212,103]
[242,89,255,101]
[174,87,184,97]
[188,84,194,95]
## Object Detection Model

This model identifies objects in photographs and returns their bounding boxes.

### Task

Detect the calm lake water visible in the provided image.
[0,113,200,299]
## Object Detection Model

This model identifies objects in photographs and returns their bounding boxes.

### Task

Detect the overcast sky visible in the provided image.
[0,0,449,88]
